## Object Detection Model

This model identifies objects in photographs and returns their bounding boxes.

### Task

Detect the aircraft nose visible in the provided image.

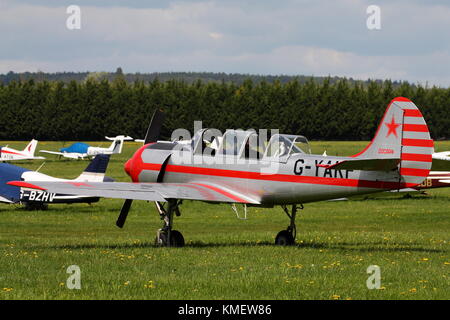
[123,143,149,182]
[124,158,132,177]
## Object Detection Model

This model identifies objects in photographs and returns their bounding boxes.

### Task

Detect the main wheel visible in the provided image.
[155,230,185,247]
[169,230,185,247]
[275,230,295,246]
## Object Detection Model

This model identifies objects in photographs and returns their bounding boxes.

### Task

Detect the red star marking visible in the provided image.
[385,115,401,138]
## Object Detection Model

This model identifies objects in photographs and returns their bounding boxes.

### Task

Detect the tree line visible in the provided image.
[1,70,408,87]
[0,77,448,141]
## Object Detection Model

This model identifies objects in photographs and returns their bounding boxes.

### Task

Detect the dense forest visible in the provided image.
[0,75,448,141]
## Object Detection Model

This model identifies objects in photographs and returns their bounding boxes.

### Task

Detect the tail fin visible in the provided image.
[354,97,434,186]
[105,136,132,154]
[75,154,111,182]
[23,139,38,156]
[111,140,123,154]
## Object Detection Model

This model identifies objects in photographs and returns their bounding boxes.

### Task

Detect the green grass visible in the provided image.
[0,141,449,300]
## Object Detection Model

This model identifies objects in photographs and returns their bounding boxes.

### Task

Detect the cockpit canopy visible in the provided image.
[183,128,310,159]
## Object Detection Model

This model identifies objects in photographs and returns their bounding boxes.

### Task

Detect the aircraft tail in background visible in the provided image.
[75,154,111,182]
[23,139,39,157]
[105,135,133,154]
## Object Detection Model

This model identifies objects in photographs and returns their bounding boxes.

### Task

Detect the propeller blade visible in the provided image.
[144,109,166,144]
[116,199,133,228]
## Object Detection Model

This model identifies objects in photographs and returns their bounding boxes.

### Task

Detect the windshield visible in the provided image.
[264,134,310,158]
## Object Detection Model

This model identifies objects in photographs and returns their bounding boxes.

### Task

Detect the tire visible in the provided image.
[275,230,295,246]
[155,230,185,247]
[169,230,185,247]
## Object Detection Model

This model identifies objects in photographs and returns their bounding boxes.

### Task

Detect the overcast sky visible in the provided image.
[1,0,450,86]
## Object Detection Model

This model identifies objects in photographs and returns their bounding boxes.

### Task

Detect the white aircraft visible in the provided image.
[0,139,45,161]
[433,151,450,161]
[40,135,133,159]
[0,154,111,209]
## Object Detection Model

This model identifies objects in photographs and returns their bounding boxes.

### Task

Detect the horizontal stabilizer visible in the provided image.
[432,151,450,161]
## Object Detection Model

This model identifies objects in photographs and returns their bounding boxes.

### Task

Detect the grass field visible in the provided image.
[1,140,449,300]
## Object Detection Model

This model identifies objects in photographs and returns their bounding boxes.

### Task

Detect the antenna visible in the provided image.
[35,162,46,172]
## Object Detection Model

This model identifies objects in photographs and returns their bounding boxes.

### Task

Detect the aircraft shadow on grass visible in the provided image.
[33,240,446,253]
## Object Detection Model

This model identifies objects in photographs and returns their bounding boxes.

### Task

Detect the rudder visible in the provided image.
[75,154,111,182]
[23,139,38,156]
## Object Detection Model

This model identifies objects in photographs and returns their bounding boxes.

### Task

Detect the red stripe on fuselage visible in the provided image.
[137,162,418,189]
[172,183,216,201]
[1,149,24,156]
[6,181,47,191]
[191,183,249,203]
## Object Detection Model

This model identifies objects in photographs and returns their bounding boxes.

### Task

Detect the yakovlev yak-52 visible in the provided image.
[0,139,45,161]
[40,135,133,159]
[10,97,434,246]
[2,155,111,209]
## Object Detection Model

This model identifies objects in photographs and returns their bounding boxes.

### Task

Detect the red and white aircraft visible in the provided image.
[0,139,45,161]
[408,152,450,192]
[413,171,450,190]
[9,97,434,247]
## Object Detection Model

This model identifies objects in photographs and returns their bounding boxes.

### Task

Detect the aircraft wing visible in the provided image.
[317,158,400,171]
[7,181,260,204]
[40,150,85,159]
[0,195,14,204]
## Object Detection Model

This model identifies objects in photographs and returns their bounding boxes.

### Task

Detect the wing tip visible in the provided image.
[7,181,47,191]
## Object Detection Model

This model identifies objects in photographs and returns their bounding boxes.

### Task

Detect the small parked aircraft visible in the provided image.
[407,151,450,193]
[1,155,111,209]
[10,97,434,246]
[412,171,450,191]
[40,135,133,159]
[432,151,450,161]
[0,139,45,161]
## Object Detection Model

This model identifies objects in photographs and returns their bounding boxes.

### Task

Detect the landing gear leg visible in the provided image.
[275,204,302,246]
[154,199,185,247]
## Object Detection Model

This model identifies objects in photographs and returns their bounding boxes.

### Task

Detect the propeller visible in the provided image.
[144,109,166,144]
[116,199,133,228]
[116,109,165,228]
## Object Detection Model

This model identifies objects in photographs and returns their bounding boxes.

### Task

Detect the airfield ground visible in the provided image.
[0,141,449,300]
